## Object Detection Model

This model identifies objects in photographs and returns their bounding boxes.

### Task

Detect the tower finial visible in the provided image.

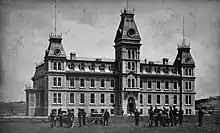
[126,0,128,10]
[54,0,57,35]
[182,16,184,41]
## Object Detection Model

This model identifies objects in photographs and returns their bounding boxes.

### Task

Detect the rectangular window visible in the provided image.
[110,94,114,104]
[101,94,105,104]
[132,79,135,87]
[148,95,152,104]
[80,78,84,88]
[69,93,74,104]
[174,95,177,105]
[58,93,61,104]
[101,79,105,88]
[165,95,169,105]
[157,81,160,89]
[110,79,114,88]
[128,50,131,59]
[156,95,160,105]
[189,109,192,115]
[70,78,74,88]
[189,95,192,105]
[90,93,95,104]
[110,109,114,115]
[148,81,152,89]
[140,109,143,114]
[128,79,131,87]
[132,62,135,70]
[189,82,192,90]
[174,81,177,90]
[140,80,143,88]
[53,93,57,103]
[140,94,143,104]
[189,69,192,76]
[165,81,169,90]
[36,93,40,106]
[53,77,57,87]
[185,82,188,90]
[128,62,131,70]
[58,77,61,87]
[185,95,188,105]
[91,79,95,88]
[132,50,135,59]
[80,93,84,104]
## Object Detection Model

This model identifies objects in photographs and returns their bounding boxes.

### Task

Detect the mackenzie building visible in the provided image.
[25,8,196,117]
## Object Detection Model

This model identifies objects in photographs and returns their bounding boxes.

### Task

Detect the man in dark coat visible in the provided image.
[82,110,86,126]
[178,109,183,125]
[198,108,204,127]
[154,106,159,127]
[50,110,56,128]
[103,109,110,126]
[78,109,82,127]
[169,106,173,127]
[134,109,140,126]
[173,105,178,126]
[58,108,63,127]
[148,106,154,127]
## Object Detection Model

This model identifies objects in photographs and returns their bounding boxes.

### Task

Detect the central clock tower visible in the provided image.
[114,8,142,115]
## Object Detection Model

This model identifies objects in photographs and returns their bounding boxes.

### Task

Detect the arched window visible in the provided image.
[128,79,131,87]
[128,62,131,70]
[53,62,57,70]
[58,62,61,70]
[132,79,135,87]
[132,62,135,70]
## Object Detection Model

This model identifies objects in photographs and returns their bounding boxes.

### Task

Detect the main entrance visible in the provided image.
[127,97,136,115]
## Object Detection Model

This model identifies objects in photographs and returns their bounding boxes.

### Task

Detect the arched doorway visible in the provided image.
[127,97,136,115]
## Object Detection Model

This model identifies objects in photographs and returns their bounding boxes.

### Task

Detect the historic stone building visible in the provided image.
[25,8,196,117]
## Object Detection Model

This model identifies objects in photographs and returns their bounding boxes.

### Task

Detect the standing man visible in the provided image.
[148,106,154,127]
[154,106,159,127]
[178,109,183,125]
[198,108,204,127]
[58,108,63,127]
[78,109,82,127]
[50,110,56,128]
[173,105,178,126]
[103,109,110,126]
[169,106,173,127]
[71,109,75,128]
[134,109,140,126]
[82,110,86,126]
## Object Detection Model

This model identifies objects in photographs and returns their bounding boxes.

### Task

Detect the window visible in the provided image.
[53,93,57,103]
[91,63,95,70]
[185,95,192,105]
[53,77,57,87]
[58,62,61,70]
[100,64,105,71]
[58,93,61,103]
[174,95,177,105]
[132,62,135,70]
[110,94,114,104]
[157,81,160,89]
[185,109,188,115]
[140,94,143,104]
[185,82,188,90]
[80,93,84,104]
[80,78,84,88]
[140,109,143,114]
[189,82,192,90]
[128,62,131,70]
[110,109,114,115]
[58,77,61,87]
[132,50,135,59]
[110,79,114,88]
[128,50,131,59]
[165,81,169,90]
[70,63,74,70]
[69,93,74,104]
[146,66,152,73]
[80,63,85,70]
[155,67,160,73]
[186,109,192,115]
[70,78,74,88]
[189,69,192,76]
[101,94,105,103]
[174,81,177,90]
[148,81,152,89]
[165,95,169,105]
[185,68,188,76]
[90,93,95,104]
[128,79,131,87]
[132,79,135,87]
[36,93,40,106]
[140,66,143,72]
[189,109,192,115]
[53,93,61,104]
[101,79,105,88]
[91,79,95,88]
[140,80,143,88]
[156,95,160,105]
[53,62,57,70]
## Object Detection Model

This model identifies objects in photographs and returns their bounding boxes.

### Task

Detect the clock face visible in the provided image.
[127,28,135,37]
[54,49,61,55]
[185,57,191,62]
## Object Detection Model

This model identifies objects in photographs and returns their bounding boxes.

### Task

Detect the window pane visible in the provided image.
[157,81,160,89]
[91,93,95,103]
[165,95,169,105]
[128,50,131,59]
[80,94,84,103]
[189,95,191,105]
[157,95,160,104]
[53,77,57,86]
[91,79,95,87]
[174,82,177,89]
[132,79,135,87]
[140,80,143,88]
[110,109,114,114]
[58,93,61,103]
[101,79,105,87]
[185,95,188,105]
[132,62,135,70]
[111,80,114,88]
[70,93,74,103]
[128,79,131,87]
[53,62,57,70]
[58,62,61,70]
[148,81,151,88]
[80,79,84,87]
[53,93,57,103]
[36,93,40,106]
[174,95,177,104]
[70,78,74,87]
[189,82,191,90]
[165,81,169,89]
[128,62,131,70]
[148,95,151,104]
[101,94,105,103]
[110,94,114,103]
[140,94,143,104]
[58,77,61,87]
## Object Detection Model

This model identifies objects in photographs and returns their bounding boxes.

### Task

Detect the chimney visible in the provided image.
[162,58,169,65]
[70,52,76,60]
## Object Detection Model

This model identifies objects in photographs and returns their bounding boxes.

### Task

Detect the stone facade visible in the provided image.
[25,8,196,117]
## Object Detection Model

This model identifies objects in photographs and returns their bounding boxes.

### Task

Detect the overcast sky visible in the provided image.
[0,0,220,102]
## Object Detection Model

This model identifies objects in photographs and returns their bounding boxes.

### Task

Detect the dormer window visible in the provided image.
[163,67,169,74]
[91,63,95,71]
[100,64,105,71]
[53,62,57,70]
[173,68,177,74]
[146,66,152,73]
[155,67,160,74]
[128,62,131,70]
[70,63,75,70]
[81,63,85,70]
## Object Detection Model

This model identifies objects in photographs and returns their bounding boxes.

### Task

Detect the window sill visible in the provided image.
[156,89,161,91]
[52,103,62,105]
[69,87,75,89]
[156,104,161,106]
[79,87,85,89]
[90,87,96,89]
[52,86,62,88]
[100,87,105,89]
